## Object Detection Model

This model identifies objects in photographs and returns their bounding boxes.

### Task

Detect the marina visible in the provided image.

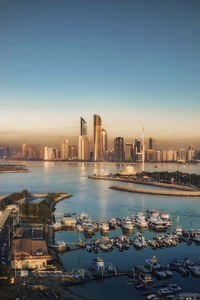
[1,161,200,299]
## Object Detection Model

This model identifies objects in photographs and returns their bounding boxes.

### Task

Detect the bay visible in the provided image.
[0,161,200,299]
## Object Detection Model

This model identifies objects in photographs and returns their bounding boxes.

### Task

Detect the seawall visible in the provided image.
[109,185,200,197]
[89,175,198,191]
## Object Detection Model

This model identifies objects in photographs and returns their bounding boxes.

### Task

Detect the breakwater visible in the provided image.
[89,175,197,191]
[110,185,200,197]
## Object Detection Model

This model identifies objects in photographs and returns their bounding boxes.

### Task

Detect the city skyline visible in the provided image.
[1,114,200,162]
[0,0,200,142]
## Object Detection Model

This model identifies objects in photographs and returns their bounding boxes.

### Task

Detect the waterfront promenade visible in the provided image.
[110,185,200,197]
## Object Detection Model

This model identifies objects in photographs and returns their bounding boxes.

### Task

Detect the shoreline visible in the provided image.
[110,185,200,197]
[1,159,200,165]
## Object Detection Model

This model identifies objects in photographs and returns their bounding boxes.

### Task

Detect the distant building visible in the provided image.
[146,149,154,162]
[149,137,153,150]
[44,147,56,160]
[155,150,161,162]
[78,135,90,160]
[134,139,142,162]
[161,150,167,162]
[125,143,133,161]
[114,137,124,162]
[21,143,35,159]
[167,149,174,161]
[11,239,53,270]
[60,139,69,160]
[179,148,186,162]
[68,146,77,160]
[94,114,102,161]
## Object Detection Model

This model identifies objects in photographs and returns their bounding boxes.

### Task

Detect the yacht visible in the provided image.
[121,217,134,231]
[109,218,117,230]
[192,233,200,244]
[160,212,172,227]
[83,222,96,236]
[132,233,147,249]
[77,224,84,232]
[76,212,91,224]
[173,226,183,236]
[48,241,66,252]
[148,216,168,231]
[51,222,62,231]
[134,213,148,229]
[145,256,161,272]
[99,221,109,233]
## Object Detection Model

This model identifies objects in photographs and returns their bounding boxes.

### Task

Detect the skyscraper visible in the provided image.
[114,137,124,162]
[60,139,69,160]
[78,135,90,160]
[102,129,107,153]
[94,114,102,161]
[78,117,90,160]
[149,137,153,149]
[81,117,87,136]
[125,143,133,161]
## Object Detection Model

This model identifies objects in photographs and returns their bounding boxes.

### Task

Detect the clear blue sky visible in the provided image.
[0,0,200,142]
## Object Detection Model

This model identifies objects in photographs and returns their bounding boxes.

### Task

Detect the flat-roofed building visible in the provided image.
[11,239,53,270]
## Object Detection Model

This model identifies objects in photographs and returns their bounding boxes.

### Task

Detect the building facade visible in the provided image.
[94,114,102,161]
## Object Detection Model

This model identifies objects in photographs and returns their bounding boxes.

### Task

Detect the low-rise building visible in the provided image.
[11,239,53,270]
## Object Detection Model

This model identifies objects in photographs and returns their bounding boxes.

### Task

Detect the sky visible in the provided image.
[0,0,200,146]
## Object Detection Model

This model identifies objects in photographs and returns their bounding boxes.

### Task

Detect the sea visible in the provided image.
[0,160,200,299]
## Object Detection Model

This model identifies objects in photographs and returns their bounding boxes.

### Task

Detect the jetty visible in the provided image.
[109,185,200,197]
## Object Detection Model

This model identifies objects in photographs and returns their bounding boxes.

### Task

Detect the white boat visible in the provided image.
[48,241,66,252]
[160,212,172,227]
[99,221,109,233]
[148,216,167,231]
[99,243,109,251]
[89,257,105,270]
[76,212,91,224]
[134,213,148,229]
[51,222,62,230]
[192,234,200,244]
[77,224,84,232]
[121,217,134,231]
[83,223,96,235]
[132,233,147,249]
[109,218,117,229]
[188,265,200,276]
[61,216,77,228]
[145,256,161,272]
[173,226,183,236]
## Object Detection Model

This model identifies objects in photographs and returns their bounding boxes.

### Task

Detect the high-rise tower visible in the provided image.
[78,117,89,160]
[114,137,124,162]
[102,129,107,153]
[81,117,87,136]
[94,114,102,161]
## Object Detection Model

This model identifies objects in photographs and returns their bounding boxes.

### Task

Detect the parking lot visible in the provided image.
[0,215,13,266]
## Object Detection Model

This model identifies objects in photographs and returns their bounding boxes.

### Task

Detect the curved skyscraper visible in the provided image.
[102,129,107,152]
[81,117,87,136]
[78,117,89,160]
[94,114,102,161]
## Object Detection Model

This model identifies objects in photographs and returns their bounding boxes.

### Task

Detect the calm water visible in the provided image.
[1,161,200,299]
